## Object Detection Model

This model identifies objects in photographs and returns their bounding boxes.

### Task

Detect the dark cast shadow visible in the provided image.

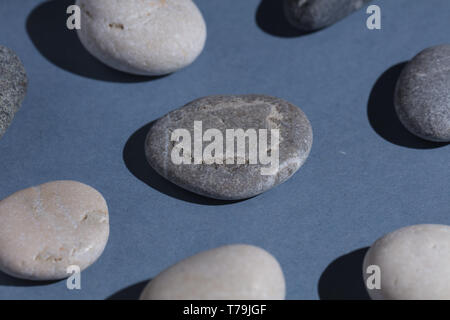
[367,63,448,149]
[123,122,247,206]
[107,280,150,300]
[318,247,371,300]
[0,271,60,287]
[26,0,164,82]
[255,0,311,38]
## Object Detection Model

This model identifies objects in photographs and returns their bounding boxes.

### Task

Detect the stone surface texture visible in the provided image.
[364,224,450,300]
[145,94,313,200]
[284,0,372,31]
[0,46,27,139]
[76,0,207,76]
[395,44,450,142]
[140,244,286,300]
[0,181,109,281]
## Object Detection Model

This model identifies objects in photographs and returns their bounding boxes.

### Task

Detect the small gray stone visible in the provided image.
[0,46,27,139]
[145,95,313,200]
[284,0,372,31]
[395,44,450,142]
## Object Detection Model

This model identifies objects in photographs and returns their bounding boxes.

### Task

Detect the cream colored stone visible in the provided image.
[76,0,207,76]
[364,224,450,300]
[0,181,109,280]
[140,244,286,300]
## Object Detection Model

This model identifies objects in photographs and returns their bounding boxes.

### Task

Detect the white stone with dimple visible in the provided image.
[76,0,207,76]
[363,224,450,300]
[0,181,109,280]
[140,244,286,300]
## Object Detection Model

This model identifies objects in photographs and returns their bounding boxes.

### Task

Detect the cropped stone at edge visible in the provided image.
[140,244,286,300]
[0,46,27,139]
[395,44,450,142]
[284,0,372,31]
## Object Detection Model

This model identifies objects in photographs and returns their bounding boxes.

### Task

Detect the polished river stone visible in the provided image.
[145,95,313,200]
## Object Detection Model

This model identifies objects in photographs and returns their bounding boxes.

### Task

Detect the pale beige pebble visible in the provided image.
[363,224,450,300]
[0,181,109,281]
[140,244,286,300]
[76,0,207,76]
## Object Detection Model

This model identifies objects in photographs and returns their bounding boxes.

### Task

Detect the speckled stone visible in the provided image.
[0,181,109,281]
[145,95,313,200]
[364,224,450,300]
[0,46,27,139]
[395,45,450,142]
[140,244,286,300]
[76,0,207,76]
[284,0,372,31]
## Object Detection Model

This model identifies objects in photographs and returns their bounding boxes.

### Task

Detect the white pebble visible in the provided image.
[76,0,207,76]
[0,181,109,280]
[140,244,286,300]
[364,224,450,300]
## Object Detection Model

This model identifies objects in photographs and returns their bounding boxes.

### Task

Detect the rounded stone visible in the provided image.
[284,0,372,31]
[145,94,313,200]
[0,46,27,139]
[140,244,286,300]
[395,44,450,142]
[0,181,109,281]
[363,224,450,300]
[76,0,207,76]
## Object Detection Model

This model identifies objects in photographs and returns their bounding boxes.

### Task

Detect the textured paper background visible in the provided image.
[0,0,449,299]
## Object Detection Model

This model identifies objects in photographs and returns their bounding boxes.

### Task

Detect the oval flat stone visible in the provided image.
[0,181,109,280]
[0,46,27,139]
[363,224,450,300]
[284,0,372,31]
[395,45,450,142]
[145,95,313,200]
[76,0,207,76]
[140,244,285,300]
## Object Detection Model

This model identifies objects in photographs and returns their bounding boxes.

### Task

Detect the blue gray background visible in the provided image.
[0,0,449,300]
